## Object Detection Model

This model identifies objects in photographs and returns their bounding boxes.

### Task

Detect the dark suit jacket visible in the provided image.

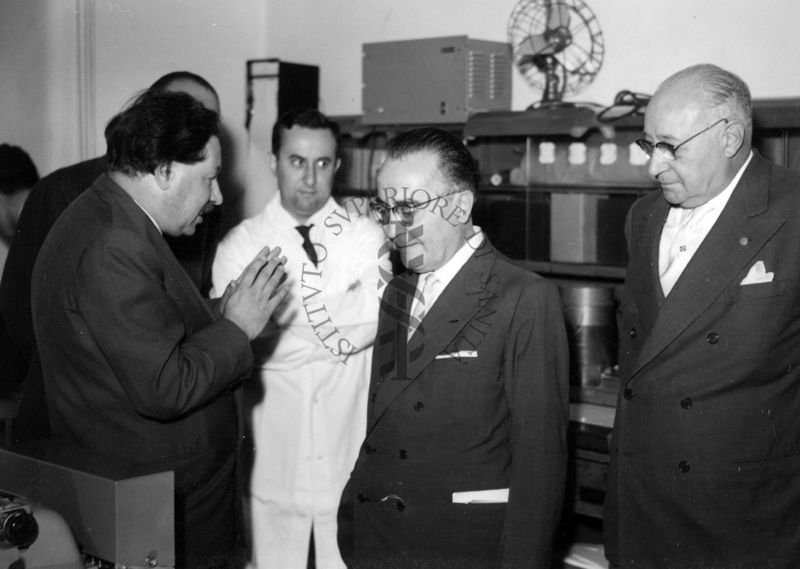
[339,236,569,569]
[31,174,250,567]
[605,153,800,568]
[0,155,220,442]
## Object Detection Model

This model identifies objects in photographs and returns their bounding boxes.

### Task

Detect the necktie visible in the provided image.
[408,272,439,340]
[295,224,318,266]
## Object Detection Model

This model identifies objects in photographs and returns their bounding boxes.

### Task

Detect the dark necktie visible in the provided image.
[295,224,318,266]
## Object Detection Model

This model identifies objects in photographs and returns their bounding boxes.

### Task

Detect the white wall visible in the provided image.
[90,0,271,227]
[265,0,800,113]
[0,0,271,228]
[3,0,800,228]
[1,1,83,175]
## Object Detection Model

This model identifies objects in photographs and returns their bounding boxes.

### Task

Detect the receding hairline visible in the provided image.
[657,65,751,119]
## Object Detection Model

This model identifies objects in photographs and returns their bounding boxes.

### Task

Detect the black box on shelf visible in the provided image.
[472,191,549,261]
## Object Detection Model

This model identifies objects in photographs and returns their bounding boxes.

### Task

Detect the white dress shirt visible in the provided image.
[408,227,485,324]
[659,152,753,296]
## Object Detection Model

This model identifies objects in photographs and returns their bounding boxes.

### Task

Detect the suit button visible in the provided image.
[395,499,406,511]
[629,327,637,338]
[365,444,377,454]
[357,493,370,503]
[623,388,634,400]
[413,401,424,412]
[678,460,691,473]
[680,397,693,409]
[706,332,719,344]
[398,449,408,460]
[370,392,377,402]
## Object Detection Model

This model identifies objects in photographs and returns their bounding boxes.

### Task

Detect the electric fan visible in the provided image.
[508,0,604,107]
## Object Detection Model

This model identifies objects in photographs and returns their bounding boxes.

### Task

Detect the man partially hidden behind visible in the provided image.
[212,109,386,568]
[0,143,38,252]
[606,63,800,568]
[32,90,287,569]
[337,127,569,568]
[0,71,223,442]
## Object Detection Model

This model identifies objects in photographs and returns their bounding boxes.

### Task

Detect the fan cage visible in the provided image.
[508,0,605,100]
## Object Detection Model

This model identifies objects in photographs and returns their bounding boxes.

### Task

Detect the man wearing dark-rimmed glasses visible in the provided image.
[606,63,800,568]
[339,127,569,568]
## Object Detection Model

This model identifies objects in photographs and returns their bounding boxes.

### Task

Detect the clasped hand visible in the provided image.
[220,246,288,340]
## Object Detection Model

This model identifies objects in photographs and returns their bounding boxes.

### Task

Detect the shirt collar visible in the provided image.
[670,150,753,225]
[132,198,162,234]
[424,226,485,290]
[701,150,753,213]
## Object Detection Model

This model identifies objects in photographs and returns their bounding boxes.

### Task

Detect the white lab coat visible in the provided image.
[211,195,387,569]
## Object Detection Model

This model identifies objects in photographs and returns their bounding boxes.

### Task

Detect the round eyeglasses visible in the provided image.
[369,189,464,226]
[635,118,728,161]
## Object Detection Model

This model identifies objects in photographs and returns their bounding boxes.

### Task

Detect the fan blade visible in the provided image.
[516,33,556,57]
[546,2,571,31]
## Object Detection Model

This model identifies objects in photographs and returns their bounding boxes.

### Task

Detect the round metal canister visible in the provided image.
[559,284,618,388]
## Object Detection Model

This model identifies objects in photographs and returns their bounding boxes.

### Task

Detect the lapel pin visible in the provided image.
[739,236,749,246]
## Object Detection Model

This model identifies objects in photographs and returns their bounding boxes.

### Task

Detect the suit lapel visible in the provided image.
[630,154,784,378]
[627,196,669,332]
[369,238,499,430]
[105,178,217,325]
[406,245,495,378]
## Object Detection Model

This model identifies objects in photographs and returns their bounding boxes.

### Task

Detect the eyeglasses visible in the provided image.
[635,118,728,161]
[369,189,464,226]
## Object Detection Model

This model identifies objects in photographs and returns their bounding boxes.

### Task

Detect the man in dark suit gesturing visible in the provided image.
[338,128,569,568]
[31,90,287,568]
[605,64,800,568]
[0,71,222,443]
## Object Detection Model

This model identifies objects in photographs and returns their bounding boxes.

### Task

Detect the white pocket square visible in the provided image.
[452,488,508,504]
[435,350,478,360]
[740,260,774,285]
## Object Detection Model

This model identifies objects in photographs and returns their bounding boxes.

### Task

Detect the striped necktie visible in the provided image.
[408,272,439,340]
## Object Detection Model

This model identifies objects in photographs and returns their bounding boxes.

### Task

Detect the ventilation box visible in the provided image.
[362,36,512,125]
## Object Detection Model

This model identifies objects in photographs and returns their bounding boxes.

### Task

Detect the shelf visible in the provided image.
[332,114,464,138]
[515,260,626,280]
[752,98,800,130]
[479,183,655,194]
[464,105,644,139]
[335,98,800,141]
[464,98,800,138]
[570,403,616,429]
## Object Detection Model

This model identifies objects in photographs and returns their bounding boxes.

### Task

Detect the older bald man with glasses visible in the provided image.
[605,63,800,568]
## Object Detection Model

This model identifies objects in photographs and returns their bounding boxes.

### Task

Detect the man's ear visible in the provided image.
[269,153,278,175]
[335,157,341,173]
[723,120,746,158]
[448,190,475,226]
[456,190,475,222]
[154,162,173,190]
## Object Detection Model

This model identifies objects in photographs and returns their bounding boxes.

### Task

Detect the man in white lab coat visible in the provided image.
[212,109,387,569]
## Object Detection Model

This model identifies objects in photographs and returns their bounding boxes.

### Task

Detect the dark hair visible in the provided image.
[271,108,340,157]
[385,128,480,194]
[105,91,220,177]
[149,70,218,99]
[0,143,39,195]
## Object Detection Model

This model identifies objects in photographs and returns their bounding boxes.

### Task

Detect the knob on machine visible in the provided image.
[1,492,39,550]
